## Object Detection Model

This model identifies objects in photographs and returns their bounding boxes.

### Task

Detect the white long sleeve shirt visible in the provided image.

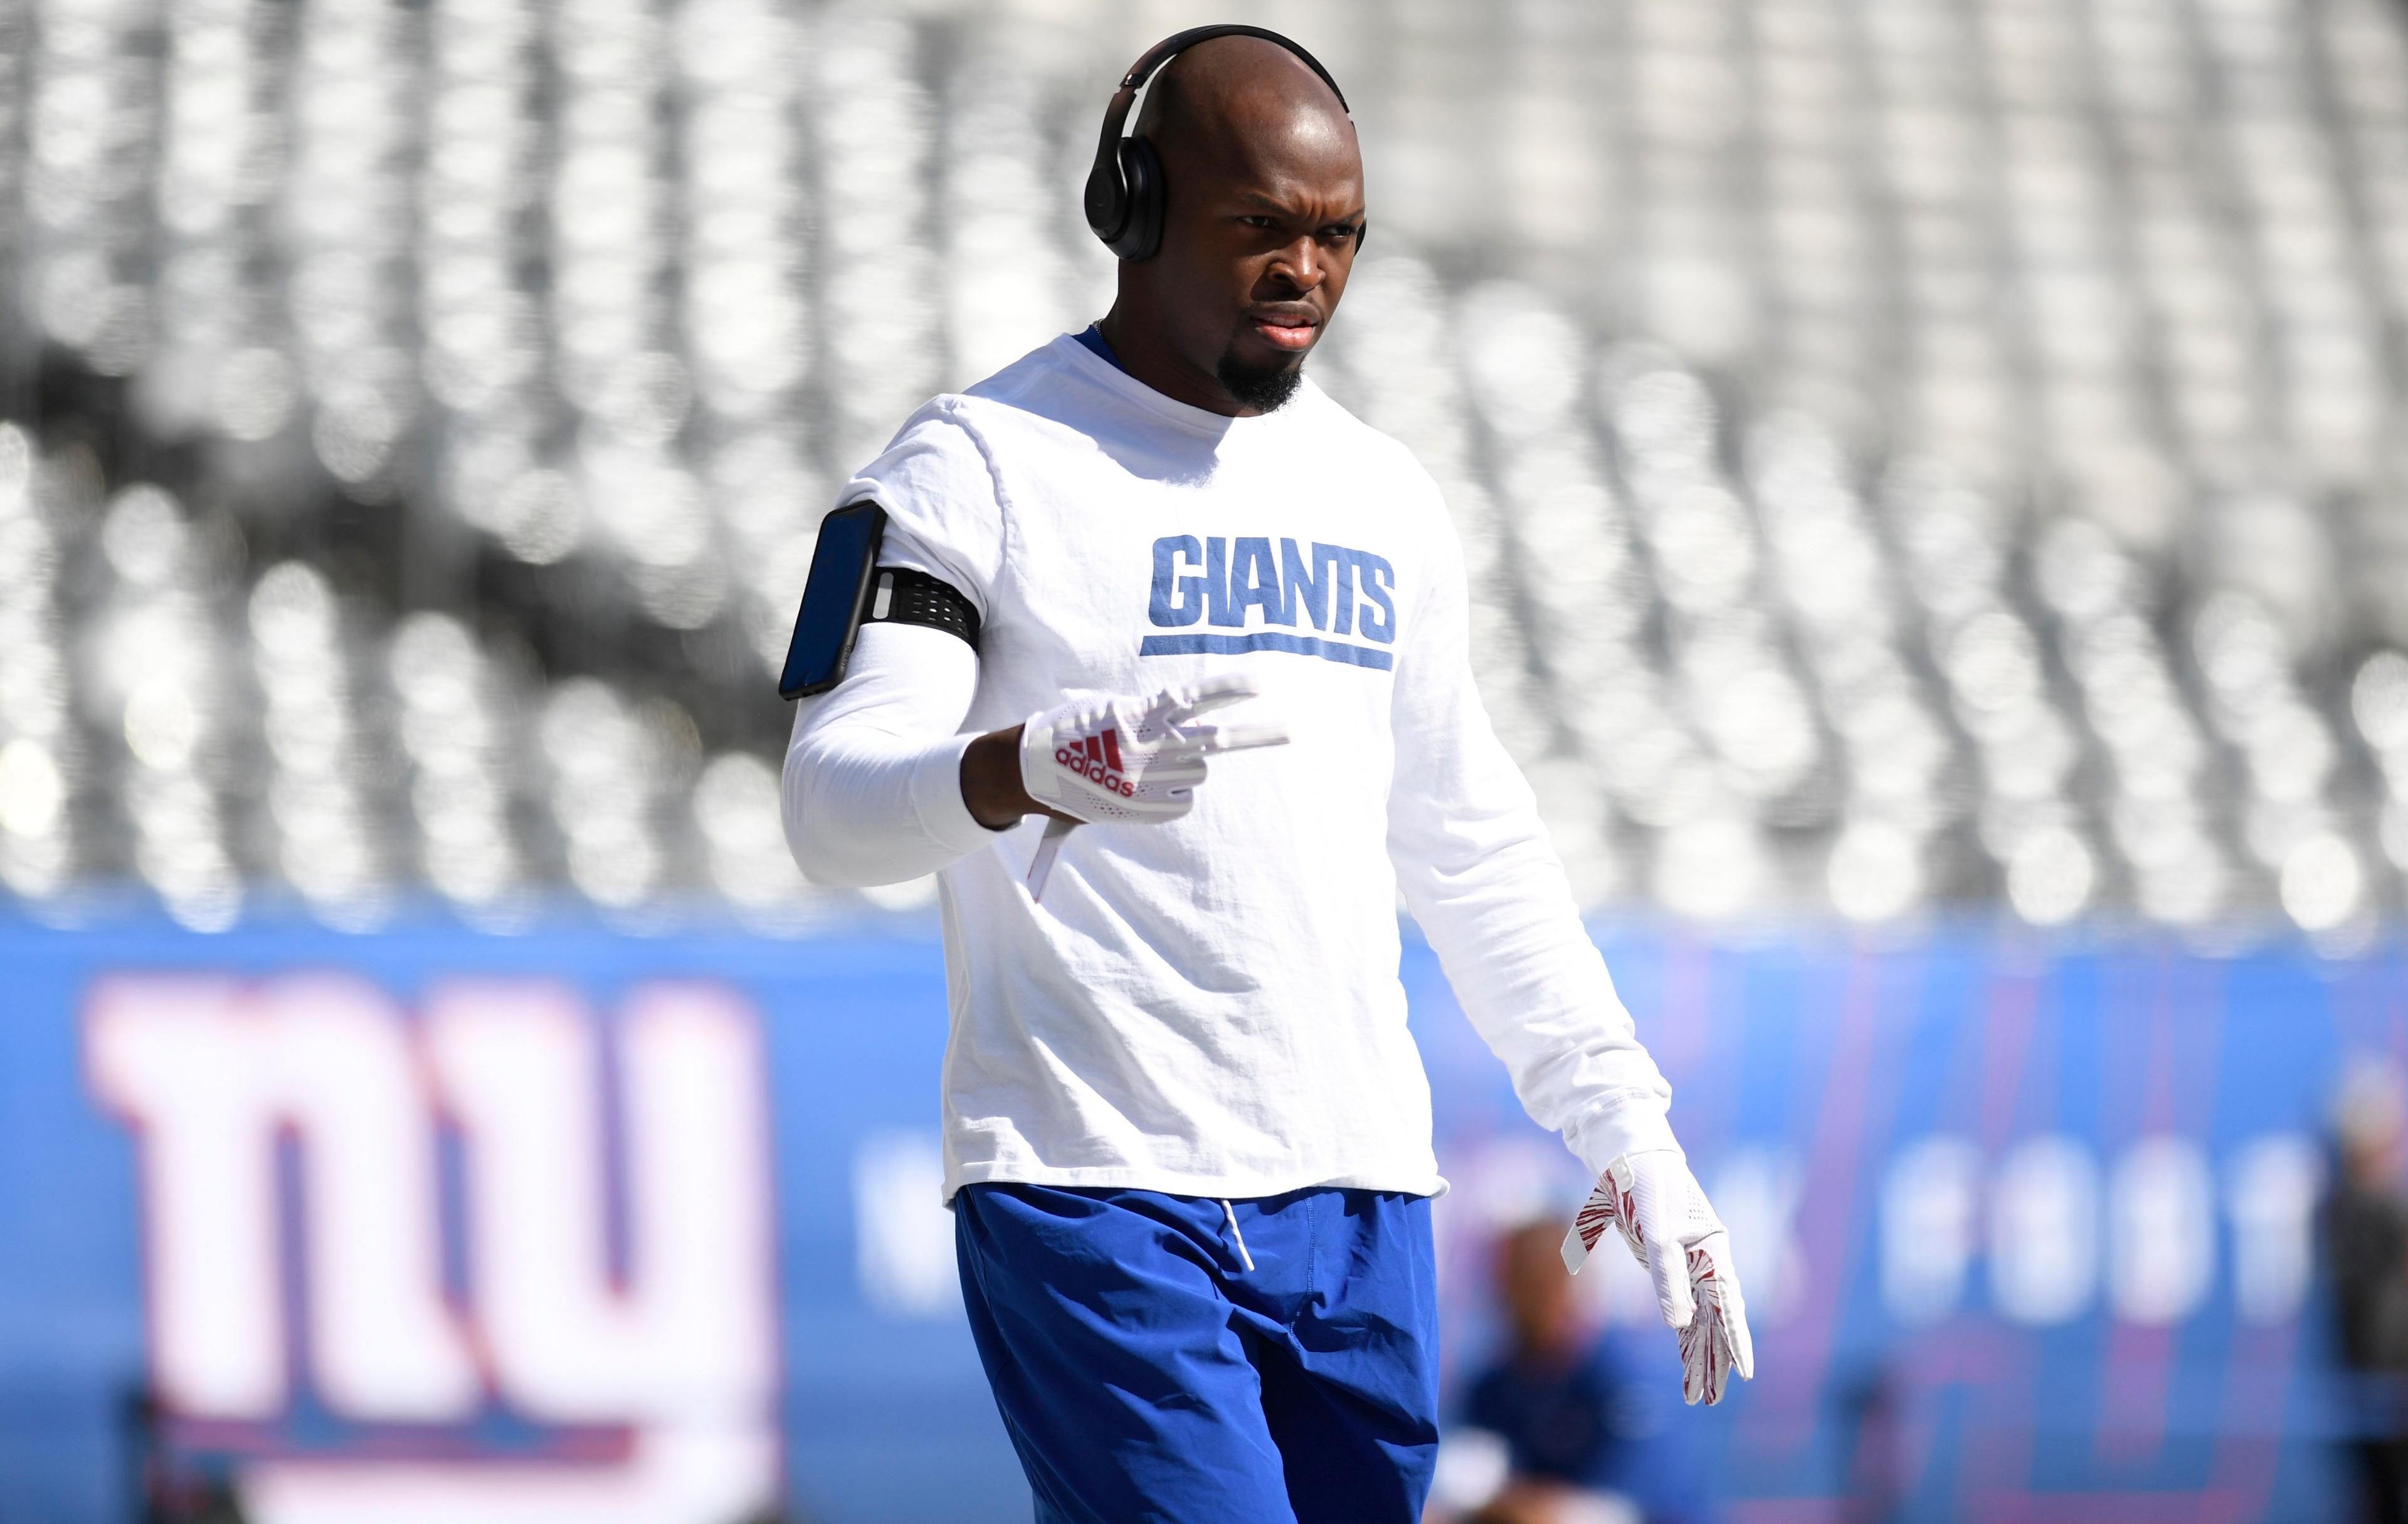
[784,334,1677,1201]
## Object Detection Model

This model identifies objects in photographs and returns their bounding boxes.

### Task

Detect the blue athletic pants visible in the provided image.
[953,1182,1441,1523]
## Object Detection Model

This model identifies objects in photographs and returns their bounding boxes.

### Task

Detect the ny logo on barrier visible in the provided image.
[85,975,779,1524]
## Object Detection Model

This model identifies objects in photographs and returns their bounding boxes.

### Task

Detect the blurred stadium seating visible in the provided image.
[1,0,2407,941]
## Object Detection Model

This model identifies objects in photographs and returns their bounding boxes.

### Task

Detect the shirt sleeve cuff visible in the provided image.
[909,732,1008,858]
[1563,1098,1684,1179]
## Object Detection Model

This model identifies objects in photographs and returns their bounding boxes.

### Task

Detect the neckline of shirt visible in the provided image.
[1048,332,1319,440]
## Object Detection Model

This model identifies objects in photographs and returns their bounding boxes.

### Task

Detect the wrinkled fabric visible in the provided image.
[784,334,1677,1202]
[954,1181,1439,1524]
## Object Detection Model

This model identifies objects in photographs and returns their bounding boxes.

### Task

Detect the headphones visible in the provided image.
[1083,24,1355,263]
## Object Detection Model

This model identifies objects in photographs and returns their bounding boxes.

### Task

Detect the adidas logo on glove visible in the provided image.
[1017,675,1291,899]
[1055,730,1135,799]
[1020,676,1290,830]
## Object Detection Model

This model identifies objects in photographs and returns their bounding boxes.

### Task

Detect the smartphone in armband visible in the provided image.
[778,500,887,699]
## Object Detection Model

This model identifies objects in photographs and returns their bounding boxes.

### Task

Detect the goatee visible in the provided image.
[1215,350,1306,413]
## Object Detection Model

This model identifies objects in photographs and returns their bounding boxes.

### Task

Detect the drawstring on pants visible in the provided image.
[1219,1199,1255,1273]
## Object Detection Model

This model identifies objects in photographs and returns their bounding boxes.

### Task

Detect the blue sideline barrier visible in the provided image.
[0,912,2392,1523]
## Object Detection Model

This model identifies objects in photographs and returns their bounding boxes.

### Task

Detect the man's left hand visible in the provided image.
[1560,1149,1755,1406]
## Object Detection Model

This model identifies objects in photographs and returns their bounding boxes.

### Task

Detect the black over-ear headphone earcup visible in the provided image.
[1112,137,1165,262]
[1083,146,1130,250]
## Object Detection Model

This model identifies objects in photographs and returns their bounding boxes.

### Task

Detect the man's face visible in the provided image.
[1497,1222,1580,1353]
[1144,112,1365,412]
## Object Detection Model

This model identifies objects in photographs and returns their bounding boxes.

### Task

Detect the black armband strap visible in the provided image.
[862,565,981,651]
[776,501,980,699]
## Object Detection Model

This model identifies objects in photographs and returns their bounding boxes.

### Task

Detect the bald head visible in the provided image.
[1134,35,1358,188]
[1096,34,1368,417]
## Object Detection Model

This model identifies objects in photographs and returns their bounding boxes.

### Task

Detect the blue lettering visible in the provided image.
[1229,537,1286,628]
[1352,552,1397,643]
[1148,532,1398,663]
[1148,535,1205,627]
[1205,537,1243,627]
[1281,539,1349,632]
[1324,546,1358,636]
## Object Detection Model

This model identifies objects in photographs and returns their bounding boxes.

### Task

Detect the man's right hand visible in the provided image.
[1017,675,1289,826]
[960,727,1066,830]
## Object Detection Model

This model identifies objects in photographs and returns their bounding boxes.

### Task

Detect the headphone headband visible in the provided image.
[1116,24,1349,110]
[1084,24,1353,262]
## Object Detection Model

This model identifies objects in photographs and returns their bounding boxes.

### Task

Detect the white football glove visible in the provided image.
[1019,675,1287,826]
[1561,1149,1755,1406]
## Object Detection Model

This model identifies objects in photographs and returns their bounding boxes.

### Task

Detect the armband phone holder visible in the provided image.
[778,500,985,700]
[779,501,887,699]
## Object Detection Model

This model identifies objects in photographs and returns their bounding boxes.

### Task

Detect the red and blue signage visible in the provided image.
[0,914,2389,1521]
